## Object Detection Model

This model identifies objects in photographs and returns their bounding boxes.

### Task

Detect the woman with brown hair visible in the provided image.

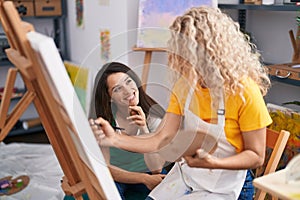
[89,62,166,199]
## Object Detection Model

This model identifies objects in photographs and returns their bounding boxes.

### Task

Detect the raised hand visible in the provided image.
[127,106,146,126]
[89,117,117,147]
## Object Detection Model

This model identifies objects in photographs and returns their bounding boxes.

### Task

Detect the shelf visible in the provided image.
[267,63,300,80]
[218,3,300,11]
[270,75,300,86]
[0,0,68,68]
[22,15,65,19]
[267,63,300,86]
[0,88,25,101]
[0,60,11,66]
[8,124,44,137]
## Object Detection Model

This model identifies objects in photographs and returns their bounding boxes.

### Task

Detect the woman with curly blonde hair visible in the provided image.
[92,6,272,200]
[167,6,270,109]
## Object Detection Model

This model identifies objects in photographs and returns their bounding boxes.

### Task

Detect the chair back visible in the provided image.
[254,128,290,200]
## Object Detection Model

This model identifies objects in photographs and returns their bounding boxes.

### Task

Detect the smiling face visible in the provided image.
[107,72,139,108]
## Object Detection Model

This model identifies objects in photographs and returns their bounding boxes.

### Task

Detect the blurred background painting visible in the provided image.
[136,0,214,48]
[267,103,300,170]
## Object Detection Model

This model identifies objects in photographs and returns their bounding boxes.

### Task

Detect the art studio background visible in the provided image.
[0,0,300,199]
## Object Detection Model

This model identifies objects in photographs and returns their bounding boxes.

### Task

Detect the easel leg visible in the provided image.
[0,68,36,142]
[141,51,152,91]
[0,68,17,129]
[0,91,35,141]
[61,176,86,200]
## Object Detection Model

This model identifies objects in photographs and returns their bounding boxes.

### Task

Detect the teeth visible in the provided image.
[126,94,134,101]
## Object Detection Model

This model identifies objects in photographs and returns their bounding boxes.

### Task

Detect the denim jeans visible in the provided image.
[238,170,254,200]
[145,196,154,200]
[116,169,167,200]
[116,181,150,200]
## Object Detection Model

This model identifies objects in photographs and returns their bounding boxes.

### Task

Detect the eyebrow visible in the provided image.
[111,75,130,91]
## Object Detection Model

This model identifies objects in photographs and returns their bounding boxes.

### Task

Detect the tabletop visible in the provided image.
[253,169,300,200]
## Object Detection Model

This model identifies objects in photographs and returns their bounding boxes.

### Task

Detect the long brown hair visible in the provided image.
[90,62,165,125]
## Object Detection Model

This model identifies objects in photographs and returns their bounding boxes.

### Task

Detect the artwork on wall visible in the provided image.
[137,0,215,48]
[76,0,84,28]
[100,29,111,62]
[267,103,300,171]
[64,61,90,112]
[99,0,109,6]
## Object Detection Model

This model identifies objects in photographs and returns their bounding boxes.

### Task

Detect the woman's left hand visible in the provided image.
[143,174,166,190]
[183,149,217,168]
[127,105,147,127]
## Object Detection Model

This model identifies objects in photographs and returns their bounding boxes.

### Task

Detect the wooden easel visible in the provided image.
[289,28,300,63]
[132,46,167,90]
[0,1,109,199]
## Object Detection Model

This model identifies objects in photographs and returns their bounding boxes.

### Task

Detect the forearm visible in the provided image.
[211,149,265,170]
[109,165,149,184]
[98,113,182,153]
[185,128,266,170]
[113,133,162,153]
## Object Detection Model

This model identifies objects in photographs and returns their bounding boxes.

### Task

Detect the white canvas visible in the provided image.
[27,31,121,200]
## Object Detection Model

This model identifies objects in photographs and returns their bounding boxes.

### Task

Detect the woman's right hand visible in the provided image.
[89,117,116,147]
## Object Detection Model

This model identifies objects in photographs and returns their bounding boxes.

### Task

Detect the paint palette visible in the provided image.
[0,175,29,196]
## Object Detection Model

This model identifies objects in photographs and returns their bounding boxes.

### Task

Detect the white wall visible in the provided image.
[65,0,171,109]
[66,0,131,67]
[65,1,300,111]
[246,10,300,111]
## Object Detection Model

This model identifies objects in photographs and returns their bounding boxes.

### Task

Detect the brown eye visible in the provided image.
[112,86,121,93]
[126,79,132,85]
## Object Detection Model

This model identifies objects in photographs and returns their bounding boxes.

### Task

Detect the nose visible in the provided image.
[122,84,131,94]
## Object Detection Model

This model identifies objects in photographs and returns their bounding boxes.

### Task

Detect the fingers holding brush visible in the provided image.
[89,119,105,142]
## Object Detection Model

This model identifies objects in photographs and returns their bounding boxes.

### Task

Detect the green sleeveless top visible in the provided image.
[109,115,161,172]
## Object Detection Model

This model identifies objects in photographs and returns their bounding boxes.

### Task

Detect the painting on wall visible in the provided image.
[98,0,109,6]
[100,29,111,62]
[136,0,215,48]
[64,61,90,112]
[76,0,84,28]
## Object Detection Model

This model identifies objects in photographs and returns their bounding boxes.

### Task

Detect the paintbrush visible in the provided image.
[92,121,125,131]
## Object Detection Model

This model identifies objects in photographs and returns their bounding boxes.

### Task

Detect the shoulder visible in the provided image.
[242,78,261,95]
[234,78,272,131]
[167,76,194,114]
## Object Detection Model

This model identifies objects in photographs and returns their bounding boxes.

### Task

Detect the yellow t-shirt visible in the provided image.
[166,77,272,153]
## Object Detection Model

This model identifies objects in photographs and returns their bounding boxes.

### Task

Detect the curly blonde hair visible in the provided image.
[167,6,270,108]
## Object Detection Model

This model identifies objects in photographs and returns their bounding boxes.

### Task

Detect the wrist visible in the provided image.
[141,173,150,184]
[112,133,122,148]
[140,125,149,134]
[208,155,219,169]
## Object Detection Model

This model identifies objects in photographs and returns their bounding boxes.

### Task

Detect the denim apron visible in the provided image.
[149,85,247,200]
